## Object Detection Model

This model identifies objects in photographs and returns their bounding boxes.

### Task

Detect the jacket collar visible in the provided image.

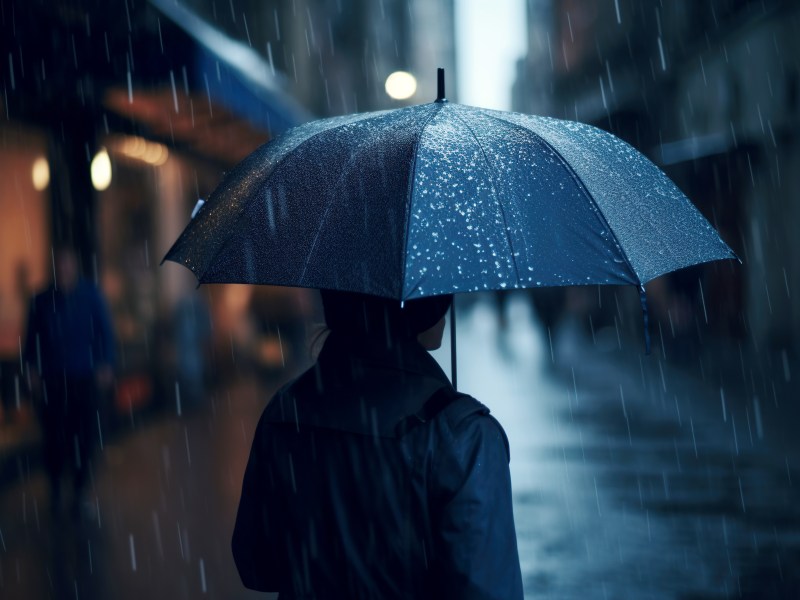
[264,332,452,437]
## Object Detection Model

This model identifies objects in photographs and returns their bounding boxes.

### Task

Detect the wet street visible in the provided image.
[2,294,799,599]
[439,296,800,599]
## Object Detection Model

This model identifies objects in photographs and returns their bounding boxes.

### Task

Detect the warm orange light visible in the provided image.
[32,157,50,191]
[111,135,169,166]
[91,149,112,191]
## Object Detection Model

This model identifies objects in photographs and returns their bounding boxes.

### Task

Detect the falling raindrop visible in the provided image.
[200,558,208,593]
[170,70,179,113]
[720,387,727,422]
[781,350,791,382]
[96,410,104,450]
[185,426,192,465]
[177,522,185,560]
[129,534,137,572]
[753,397,763,440]
[243,13,252,46]
[738,478,746,513]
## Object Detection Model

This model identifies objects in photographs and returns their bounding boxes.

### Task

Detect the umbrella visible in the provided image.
[164,69,736,380]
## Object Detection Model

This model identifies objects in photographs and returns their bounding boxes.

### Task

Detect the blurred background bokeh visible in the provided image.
[1,1,799,598]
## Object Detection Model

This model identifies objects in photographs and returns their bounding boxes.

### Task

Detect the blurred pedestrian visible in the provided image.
[233,291,522,599]
[23,243,116,517]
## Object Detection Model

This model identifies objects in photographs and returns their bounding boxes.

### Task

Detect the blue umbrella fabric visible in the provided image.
[163,73,736,351]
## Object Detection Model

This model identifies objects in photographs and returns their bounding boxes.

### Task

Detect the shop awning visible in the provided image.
[1,2,310,167]
[104,0,312,166]
[149,0,310,135]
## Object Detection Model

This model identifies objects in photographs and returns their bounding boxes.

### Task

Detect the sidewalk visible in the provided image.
[0,378,279,600]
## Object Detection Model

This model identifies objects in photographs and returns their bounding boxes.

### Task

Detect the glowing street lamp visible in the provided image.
[385,71,417,100]
[91,148,112,191]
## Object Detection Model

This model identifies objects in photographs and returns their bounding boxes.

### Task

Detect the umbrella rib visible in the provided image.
[297,135,385,286]
[482,111,640,284]
[299,104,440,294]
[196,111,384,283]
[401,102,447,300]
[451,108,522,286]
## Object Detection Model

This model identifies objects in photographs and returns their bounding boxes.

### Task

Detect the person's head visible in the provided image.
[53,243,80,291]
[320,290,452,350]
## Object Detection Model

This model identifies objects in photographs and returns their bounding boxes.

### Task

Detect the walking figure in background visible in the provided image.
[23,244,116,517]
[232,291,523,599]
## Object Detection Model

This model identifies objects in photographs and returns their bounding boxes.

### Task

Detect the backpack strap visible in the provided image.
[394,386,488,438]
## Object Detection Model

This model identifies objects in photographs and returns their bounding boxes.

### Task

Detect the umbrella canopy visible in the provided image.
[164,74,735,305]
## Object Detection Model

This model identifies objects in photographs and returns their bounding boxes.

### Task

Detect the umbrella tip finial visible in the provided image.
[436,68,447,103]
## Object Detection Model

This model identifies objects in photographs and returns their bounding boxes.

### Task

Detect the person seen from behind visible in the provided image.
[232,290,523,598]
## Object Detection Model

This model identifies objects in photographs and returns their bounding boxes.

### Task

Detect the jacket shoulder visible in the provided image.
[261,375,304,422]
[438,392,489,429]
[390,387,483,437]
[436,391,511,461]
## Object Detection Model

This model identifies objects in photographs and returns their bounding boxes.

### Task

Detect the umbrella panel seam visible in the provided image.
[296,122,418,291]
[194,111,381,283]
[481,111,640,286]
[401,102,447,301]
[450,106,522,288]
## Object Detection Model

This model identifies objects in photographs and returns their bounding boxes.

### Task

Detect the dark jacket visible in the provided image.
[232,332,523,599]
[23,279,116,379]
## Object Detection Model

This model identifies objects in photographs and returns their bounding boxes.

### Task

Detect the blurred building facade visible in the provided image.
[181,0,456,115]
[514,0,800,356]
[0,0,455,426]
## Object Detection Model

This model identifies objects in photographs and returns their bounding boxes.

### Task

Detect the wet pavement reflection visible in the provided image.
[2,294,799,599]
[432,295,800,599]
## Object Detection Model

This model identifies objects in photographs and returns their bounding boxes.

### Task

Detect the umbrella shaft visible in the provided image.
[450,300,457,390]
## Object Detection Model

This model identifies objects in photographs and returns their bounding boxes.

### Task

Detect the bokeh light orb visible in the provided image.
[31,157,50,191]
[91,148,112,191]
[385,71,417,100]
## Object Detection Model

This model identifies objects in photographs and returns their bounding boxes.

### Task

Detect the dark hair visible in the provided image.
[320,290,452,340]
